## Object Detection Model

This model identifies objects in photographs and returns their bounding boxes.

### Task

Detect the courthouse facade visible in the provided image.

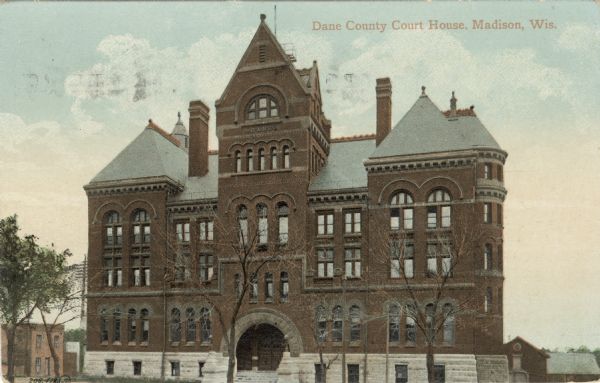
[84,15,509,382]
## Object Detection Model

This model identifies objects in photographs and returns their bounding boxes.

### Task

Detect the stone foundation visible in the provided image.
[85,351,508,382]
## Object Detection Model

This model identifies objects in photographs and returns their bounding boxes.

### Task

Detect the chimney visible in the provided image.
[188,100,209,177]
[376,78,392,146]
[450,91,457,117]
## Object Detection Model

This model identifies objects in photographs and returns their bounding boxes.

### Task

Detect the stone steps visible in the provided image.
[235,370,279,383]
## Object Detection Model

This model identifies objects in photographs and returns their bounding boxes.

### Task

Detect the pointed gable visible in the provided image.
[371,93,502,159]
[217,15,310,106]
[89,125,188,186]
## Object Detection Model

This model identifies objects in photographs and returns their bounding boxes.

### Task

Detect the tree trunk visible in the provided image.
[227,325,236,383]
[6,325,16,383]
[426,342,435,383]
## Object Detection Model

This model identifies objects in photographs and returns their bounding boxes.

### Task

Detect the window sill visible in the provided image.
[280,298,288,303]
[316,234,334,239]
[101,341,109,346]
[112,341,121,346]
[265,298,274,303]
[349,341,361,347]
[343,232,362,237]
[240,116,283,127]
[232,168,293,177]
[405,342,416,348]
[140,342,148,347]
[200,341,212,347]
[185,342,195,347]
[128,342,136,346]
[249,300,258,304]
[314,276,334,281]
[170,342,180,347]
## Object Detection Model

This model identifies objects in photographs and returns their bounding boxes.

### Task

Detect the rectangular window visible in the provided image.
[35,357,41,375]
[332,318,343,342]
[106,227,114,246]
[404,244,414,278]
[434,364,445,383]
[344,248,361,278]
[250,274,258,301]
[317,248,334,277]
[133,225,141,244]
[344,211,361,234]
[36,334,43,348]
[315,364,325,383]
[279,216,288,244]
[199,254,214,282]
[258,216,268,245]
[199,361,205,377]
[53,335,60,349]
[497,165,504,182]
[265,273,274,301]
[115,226,122,245]
[199,220,214,241]
[484,163,492,179]
[348,364,360,383]
[143,225,151,243]
[176,222,190,242]
[427,207,437,229]
[133,361,142,376]
[427,244,437,276]
[46,357,51,375]
[442,255,452,277]
[106,360,114,375]
[441,206,451,228]
[395,365,408,383]
[404,208,414,230]
[171,361,180,377]
[484,203,492,224]
[317,212,334,235]
[497,204,503,226]
[390,208,400,230]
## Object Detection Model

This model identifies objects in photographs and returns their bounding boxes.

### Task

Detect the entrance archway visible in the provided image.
[236,324,285,371]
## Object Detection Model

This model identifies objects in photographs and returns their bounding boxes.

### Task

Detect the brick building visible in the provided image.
[1,323,65,378]
[83,15,508,382]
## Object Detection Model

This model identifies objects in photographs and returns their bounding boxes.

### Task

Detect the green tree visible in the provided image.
[0,215,71,383]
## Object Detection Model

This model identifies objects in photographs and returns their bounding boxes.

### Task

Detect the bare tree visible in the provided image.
[377,207,484,383]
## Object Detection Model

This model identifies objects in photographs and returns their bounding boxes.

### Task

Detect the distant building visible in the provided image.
[546,352,600,382]
[1,323,65,377]
[504,337,600,382]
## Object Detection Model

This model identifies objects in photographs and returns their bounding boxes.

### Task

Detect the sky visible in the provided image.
[0,1,599,350]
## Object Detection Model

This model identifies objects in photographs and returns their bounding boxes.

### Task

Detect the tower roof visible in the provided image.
[88,122,187,185]
[371,90,503,159]
[172,111,187,136]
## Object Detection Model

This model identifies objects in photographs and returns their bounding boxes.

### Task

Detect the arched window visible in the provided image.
[104,211,122,247]
[246,149,254,172]
[277,203,289,244]
[443,303,455,344]
[235,151,242,173]
[270,147,278,170]
[280,271,289,302]
[390,192,414,230]
[186,308,196,342]
[247,95,279,120]
[170,308,181,342]
[388,304,400,342]
[200,307,212,343]
[128,308,137,342]
[485,287,493,313]
[332,306,343,342]
[427,189,452,229]
[249,273,258,302]
[132,209,150,244]
[257,204,268,245]
[283,145,290,169]
[238,206,248,244]
[316,306,327,343]
[113,308,121,343]
[349,305,361,342]
[265,273,274,301]
[100,309,109,343]
[140,309,149,342]
[258,149,265,171]
[484,244,493,270]
[405,305,416,343]
[425,304,435,343]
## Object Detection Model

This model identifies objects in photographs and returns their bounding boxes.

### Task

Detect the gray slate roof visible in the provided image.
[171,155,219,201]
[90,127,188,185]
[371,94,501,158]
[309,139,375,191]
[547,352,600,375]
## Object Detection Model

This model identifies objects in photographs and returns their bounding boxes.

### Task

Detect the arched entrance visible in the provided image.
[236,324,286,371]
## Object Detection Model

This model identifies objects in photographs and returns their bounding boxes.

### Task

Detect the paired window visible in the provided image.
[344,210,361,234]
[131,212,150,287]
[344,248,361,278]
[104,211,122,247]
[427,243,453,277]
[132,209,151,245]
[103,211,122,287]
[247,95,279,120]
[102,307,149,344]
[390,192,414,231]
[390,241,414,279]
[317,212,334,235]
[176,222,190,242]
[427,190,452,229]
[170,307,211,343]
[199,220,214,241]
[317,248,334,278]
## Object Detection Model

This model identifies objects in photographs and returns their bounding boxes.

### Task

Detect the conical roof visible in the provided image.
[371,92,502,158]
[89,124,187,185]
[172,112,187,135]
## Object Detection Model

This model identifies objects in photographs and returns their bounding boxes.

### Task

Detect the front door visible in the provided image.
[236,324,286,371]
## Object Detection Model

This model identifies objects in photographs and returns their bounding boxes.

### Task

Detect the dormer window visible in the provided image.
[247,95,279,120]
